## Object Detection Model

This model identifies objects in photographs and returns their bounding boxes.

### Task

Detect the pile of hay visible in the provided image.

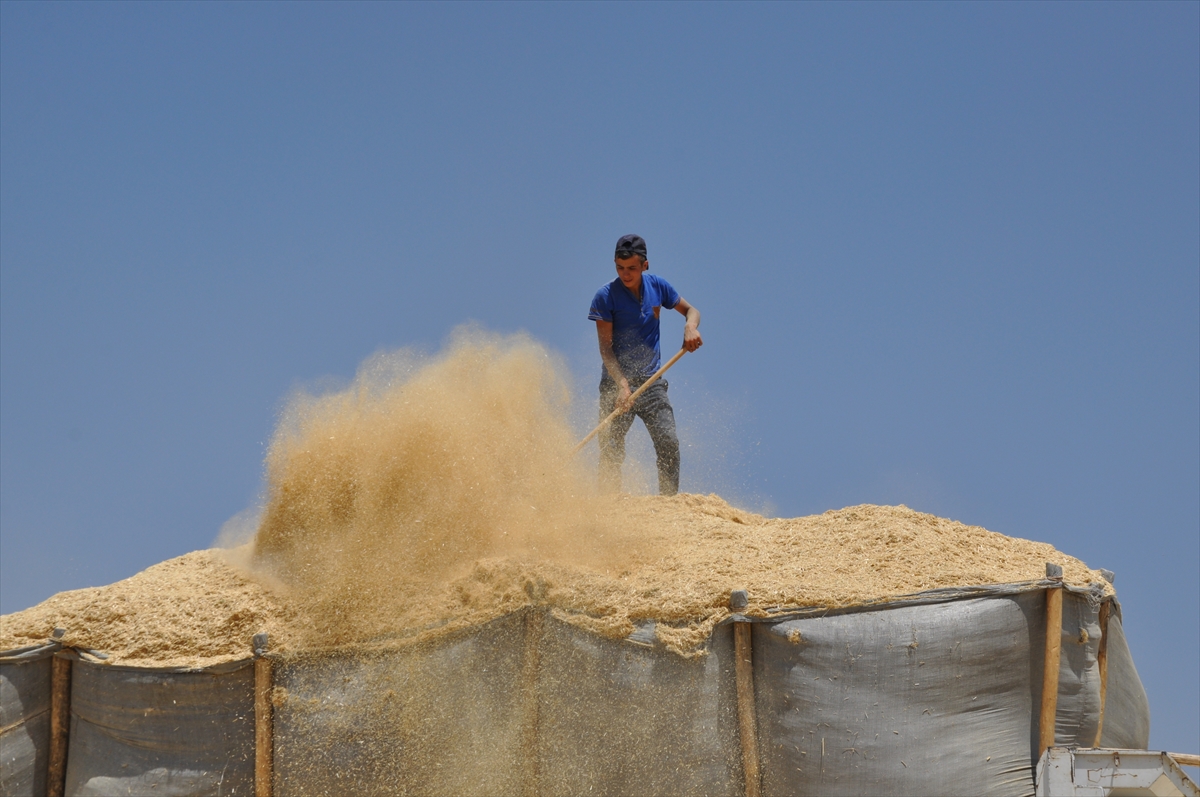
[0,496,1109,667]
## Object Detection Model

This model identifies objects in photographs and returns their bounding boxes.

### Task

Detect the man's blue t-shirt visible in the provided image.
[588,273,680,380]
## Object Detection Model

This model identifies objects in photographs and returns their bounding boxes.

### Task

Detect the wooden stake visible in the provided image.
[521,610,544,797]
[47,654,72,797]
[1092,601,1111,747]
[255,647,275,797]
[734,621,761,797]
[1039,566,1064,757]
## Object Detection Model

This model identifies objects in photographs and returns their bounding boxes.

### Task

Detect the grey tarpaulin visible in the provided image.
[1098,609,1150,749]
[2,581,1151,797]
[272,611,530,796]
[0,642,57,797]
[63,657,255,796]
[751,587,1149,797]
[755,593,1044,797]
[271,610,741,797]
[535,616,740,797]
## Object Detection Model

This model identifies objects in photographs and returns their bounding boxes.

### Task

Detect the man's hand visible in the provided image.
[614,381,634,413]
[597,320,636,413]
[676,297,703,352]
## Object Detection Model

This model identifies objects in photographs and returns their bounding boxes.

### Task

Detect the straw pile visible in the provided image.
[0,496,1110,667]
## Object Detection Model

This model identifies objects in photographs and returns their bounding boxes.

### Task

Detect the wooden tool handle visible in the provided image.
[572,348,687,455]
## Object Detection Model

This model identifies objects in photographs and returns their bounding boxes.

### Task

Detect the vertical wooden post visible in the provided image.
[521,609,544,797]
[731,590,761,797]
[1092,600,1111,747]
[46,654,72,797]
[1039,564,1064,757]
[254,633,274,797]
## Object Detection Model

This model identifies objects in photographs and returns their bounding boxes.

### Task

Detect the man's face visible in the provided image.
[615,256,648,291]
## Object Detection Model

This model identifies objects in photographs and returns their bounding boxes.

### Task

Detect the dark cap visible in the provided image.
[614,234,648,259]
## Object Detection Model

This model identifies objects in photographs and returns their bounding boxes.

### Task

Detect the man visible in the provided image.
[588,234,702,495]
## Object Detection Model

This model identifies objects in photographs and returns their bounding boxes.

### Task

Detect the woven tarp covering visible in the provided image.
[1099,612,1150,749]
[534,619,740,796]
[0,585,1150,797]
[63,658,255,796]
[266,587,1146,797]
[0,643,57,797]
[272,612,531,796]
[759,591,1085,796]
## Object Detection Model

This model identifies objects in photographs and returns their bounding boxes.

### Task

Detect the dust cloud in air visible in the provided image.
[250,328,643,641]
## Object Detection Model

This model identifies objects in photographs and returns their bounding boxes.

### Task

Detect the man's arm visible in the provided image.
[674,298,703,352]
[595,320,634,412]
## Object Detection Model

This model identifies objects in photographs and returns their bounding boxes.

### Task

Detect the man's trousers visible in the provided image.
[598,377,680,496]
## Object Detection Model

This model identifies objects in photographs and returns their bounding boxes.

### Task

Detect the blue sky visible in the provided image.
[2,2,1196,756]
